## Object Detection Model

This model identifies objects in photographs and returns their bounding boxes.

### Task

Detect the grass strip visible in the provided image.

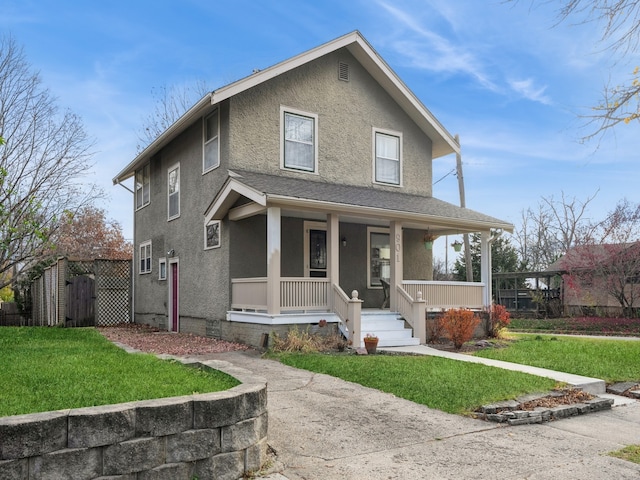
[0,327,239,417]
[475,334,640,382]
[609,445,640,464]
[273,352,556,414]
[509,317,640,336]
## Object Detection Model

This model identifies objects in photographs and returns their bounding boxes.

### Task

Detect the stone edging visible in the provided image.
[476,392,614,426]
[0,343,268,480]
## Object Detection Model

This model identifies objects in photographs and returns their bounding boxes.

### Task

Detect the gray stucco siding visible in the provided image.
[134,113,231,328]
[227,49,434,195]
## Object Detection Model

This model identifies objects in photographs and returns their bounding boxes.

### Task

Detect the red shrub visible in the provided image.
[427,314,446,343]
[440,308,481,350]
[488,304,511,338]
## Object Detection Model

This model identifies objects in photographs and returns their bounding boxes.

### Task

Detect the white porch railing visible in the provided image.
[395,284,426,343]
[231,278,484,345]
[281,277,330,311]
[402,280,485,311]
[331,284,362,346]
[231,277,267,311]
[231,277,331,312]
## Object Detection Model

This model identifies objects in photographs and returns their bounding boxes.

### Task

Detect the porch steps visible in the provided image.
[360,312,421,347]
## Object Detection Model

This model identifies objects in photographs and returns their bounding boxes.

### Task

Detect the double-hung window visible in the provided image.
[203,109,219,172]
[168,163,180,220]
[374,130,402,186]
[135,163,150,209]
[281,107,317,173]
[139,241,152,274]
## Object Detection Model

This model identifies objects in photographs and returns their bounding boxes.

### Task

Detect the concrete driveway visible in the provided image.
[197,350,640,479]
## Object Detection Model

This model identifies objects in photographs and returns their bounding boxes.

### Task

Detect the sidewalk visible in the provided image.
[196,349,640,479]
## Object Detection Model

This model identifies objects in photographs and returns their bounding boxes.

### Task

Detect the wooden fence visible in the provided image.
[24,258,131,327]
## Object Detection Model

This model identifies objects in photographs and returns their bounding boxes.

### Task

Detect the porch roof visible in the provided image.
[205,170,514,234]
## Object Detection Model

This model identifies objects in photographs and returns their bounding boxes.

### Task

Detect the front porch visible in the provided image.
[229,277,486,347]
[205,170,512,348]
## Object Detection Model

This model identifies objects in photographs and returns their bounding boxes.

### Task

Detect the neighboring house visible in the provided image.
[547,243,640,317]
[113,31,513,348]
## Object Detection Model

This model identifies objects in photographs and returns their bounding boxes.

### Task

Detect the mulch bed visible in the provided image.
[97,323,250,356]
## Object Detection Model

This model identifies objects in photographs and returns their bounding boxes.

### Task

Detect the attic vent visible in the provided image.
[338,62,350,82]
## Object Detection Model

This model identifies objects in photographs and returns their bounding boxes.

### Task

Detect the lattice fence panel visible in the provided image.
[68,261,94,278]
[95,259,132,326]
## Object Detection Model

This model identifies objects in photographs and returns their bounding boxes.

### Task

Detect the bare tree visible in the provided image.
[0,35,97,290]
[508,0,640,140]
[137,80,212,152]
[514,191,598,270]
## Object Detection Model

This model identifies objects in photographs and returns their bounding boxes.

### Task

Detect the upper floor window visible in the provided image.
[168,163,180,220]
[139,241,152,274]
[374,130,402,186]
[281,107,318,173]
[135,163,150,210]
[203,109,219,173]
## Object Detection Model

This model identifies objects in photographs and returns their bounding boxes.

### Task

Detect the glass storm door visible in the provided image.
[304,221,327,278]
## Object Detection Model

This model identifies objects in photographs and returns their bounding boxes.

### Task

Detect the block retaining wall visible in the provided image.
[0,354,267,480]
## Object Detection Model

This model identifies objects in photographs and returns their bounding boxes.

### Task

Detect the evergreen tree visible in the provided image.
[452,232,524,289]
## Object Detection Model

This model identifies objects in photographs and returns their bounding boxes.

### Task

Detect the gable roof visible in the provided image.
[113,31,460,185]
[205,169,514,234]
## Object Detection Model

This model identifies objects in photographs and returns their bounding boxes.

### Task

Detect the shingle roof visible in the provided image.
[226,169,512,232]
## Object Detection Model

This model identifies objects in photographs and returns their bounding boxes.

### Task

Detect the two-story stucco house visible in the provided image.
[113,31,513,348]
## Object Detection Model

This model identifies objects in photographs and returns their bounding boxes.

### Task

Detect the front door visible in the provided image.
[169,261,179,332]
[304,221,327,278]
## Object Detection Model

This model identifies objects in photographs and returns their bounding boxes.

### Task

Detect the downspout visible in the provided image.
[116,180,135,324]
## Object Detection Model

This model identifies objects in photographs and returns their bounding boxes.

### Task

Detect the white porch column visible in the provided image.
[326,213,340,291]
[480,231,492,307]
[266,207,281,315]
[389,221,403,311]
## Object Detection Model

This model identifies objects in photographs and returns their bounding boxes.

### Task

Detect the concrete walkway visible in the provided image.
[195,349,640,479]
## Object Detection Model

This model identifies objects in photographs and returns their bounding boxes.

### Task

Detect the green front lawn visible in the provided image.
[272,333,640,415]
[0,327,239,417]
[475,333,640,383]
[274,352,556,414]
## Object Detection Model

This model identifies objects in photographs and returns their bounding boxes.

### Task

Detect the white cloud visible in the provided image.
[375,1,499,90]
[508,78,553,105]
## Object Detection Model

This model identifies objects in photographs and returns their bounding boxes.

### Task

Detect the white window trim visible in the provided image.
[167,162,180,221]
[139,240,152,275]
[367,226,390,289]
[204,220,221,250]
[158,257,167,280]
[135,163,150,211]
[280,105,319,174]
[203,109,220,174]
[372,128,403,187]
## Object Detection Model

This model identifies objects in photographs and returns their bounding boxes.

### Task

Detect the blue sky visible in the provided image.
[2,0,638,265]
